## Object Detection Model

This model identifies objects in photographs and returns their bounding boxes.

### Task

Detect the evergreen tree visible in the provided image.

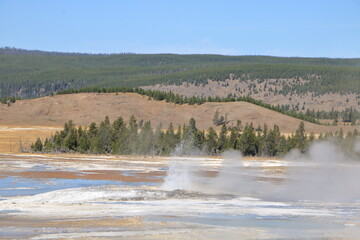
[239,123,258,156]
[78,126,90,153]
[92,117,112,153]
[31,137,43,152]
[213,110,225,126]
[179,118,201,154]
[111,117,128,154]
[43,138,54,152]
[153,123,164,155]
[218,124,228,152]
[294,122,307,153]
[206,127,218,155]
[104,115,110,125]
[63,127,78,151]
[163,123,179,155]
[276,135,288,156]
[126,115,139,154]
[263,128,278,156]
[228,128,239,149]
[88,122,97,138]
[176,124,182,140]
[138,121,154,155]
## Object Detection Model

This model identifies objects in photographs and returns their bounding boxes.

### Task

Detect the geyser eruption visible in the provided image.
[161,156,193,191]
[161,139,203,191]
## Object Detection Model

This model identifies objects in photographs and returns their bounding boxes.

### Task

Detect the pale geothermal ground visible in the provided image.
[1,141,360,239]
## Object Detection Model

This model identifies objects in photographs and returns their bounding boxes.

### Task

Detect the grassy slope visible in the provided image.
[0,92,358,134]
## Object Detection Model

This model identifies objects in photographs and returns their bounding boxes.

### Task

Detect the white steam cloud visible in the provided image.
[162,139,360,202]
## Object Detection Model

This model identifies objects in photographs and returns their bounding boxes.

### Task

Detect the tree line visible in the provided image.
[303,107,359,125]
[31,116,360,157]
[0,96,18,105]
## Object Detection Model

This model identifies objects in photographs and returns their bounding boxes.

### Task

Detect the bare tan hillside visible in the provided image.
[1,93,358,134]
[142,79,360,112]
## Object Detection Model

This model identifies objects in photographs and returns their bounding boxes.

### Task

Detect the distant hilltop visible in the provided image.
[0,47,359,116]
[1,46,360,61]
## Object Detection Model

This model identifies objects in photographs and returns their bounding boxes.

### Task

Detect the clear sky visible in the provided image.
[0,0,359,57]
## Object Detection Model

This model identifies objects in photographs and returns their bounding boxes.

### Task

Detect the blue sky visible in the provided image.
[0,0,359,57]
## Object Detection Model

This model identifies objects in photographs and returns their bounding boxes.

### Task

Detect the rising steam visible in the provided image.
[276,140,360,201]
[162,138,360,202]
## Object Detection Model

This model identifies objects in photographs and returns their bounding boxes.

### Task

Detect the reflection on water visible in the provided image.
[1,153,360,239]
[0,176,138,197]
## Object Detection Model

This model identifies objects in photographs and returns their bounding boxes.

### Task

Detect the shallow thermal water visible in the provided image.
[1,153,360,239]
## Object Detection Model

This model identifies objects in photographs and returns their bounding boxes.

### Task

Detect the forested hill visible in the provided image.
[2,47,360,65]
[1,47,360,98]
